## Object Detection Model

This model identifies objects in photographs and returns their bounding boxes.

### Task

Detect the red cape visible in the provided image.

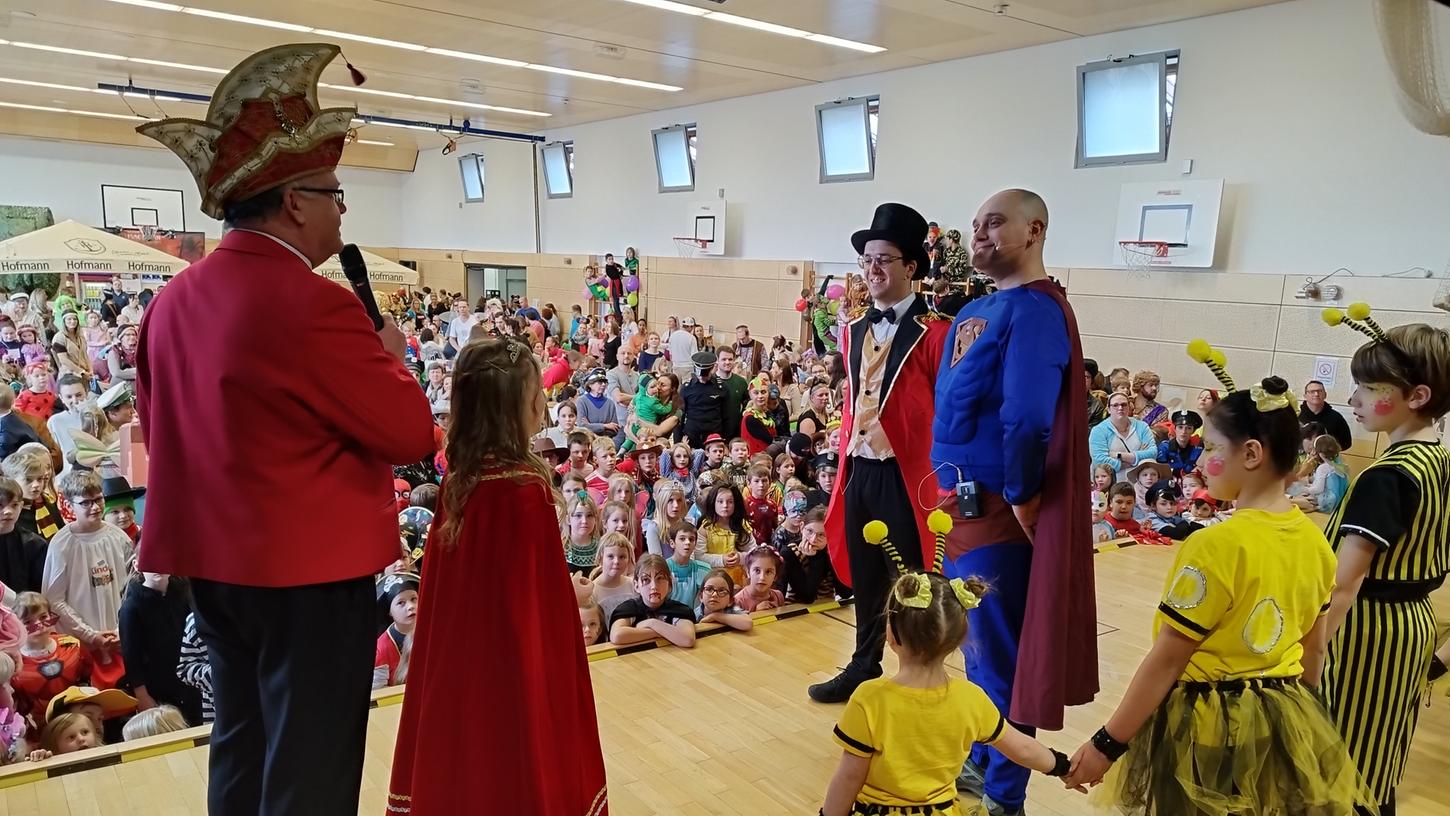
[389,469,608,816]
[1012,278,1099,730]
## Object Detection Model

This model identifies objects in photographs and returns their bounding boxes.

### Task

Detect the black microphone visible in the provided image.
[339,243,384,331]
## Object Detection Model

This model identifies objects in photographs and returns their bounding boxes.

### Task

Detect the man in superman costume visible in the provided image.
[811,203,952,703]
[931,190,1098,816]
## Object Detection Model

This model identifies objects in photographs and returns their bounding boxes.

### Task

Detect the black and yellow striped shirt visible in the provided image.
[1325,440,1450,583]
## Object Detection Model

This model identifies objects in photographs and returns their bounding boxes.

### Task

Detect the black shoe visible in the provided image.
[808,667,879,703]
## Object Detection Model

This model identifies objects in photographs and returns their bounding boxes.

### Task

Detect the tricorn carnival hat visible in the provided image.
[851,203,932,281]
[137,43,358,220]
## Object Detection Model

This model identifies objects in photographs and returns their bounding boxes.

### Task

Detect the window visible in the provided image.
[458,154,484,203]
[651,123,696,193]
[815,96,878,183]
[1076,51,1179,168]
[542,141,574,199]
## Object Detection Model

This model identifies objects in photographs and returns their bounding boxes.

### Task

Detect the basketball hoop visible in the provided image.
[673,236,708,258]
[1119,240,1169,280]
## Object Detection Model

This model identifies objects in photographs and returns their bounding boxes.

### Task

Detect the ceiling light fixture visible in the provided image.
[128,57,228,74]
[95,1,683,91]
[804,34,887,54]
[422,48,527,68]
[10,42,128,60]
[0,76,109,95]
[313,30,427,52]
[179,8,313,31]
[610,0,885,53]
[615,0,708,15]
[703,12,810,38]
[356,138,394,146]
[0,99,149,120]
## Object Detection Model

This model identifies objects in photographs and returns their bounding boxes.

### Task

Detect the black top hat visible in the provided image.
[100,476,146,505]
[851,203,932,280]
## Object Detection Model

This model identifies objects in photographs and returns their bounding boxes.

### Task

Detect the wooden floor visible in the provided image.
[5,545,1449,815]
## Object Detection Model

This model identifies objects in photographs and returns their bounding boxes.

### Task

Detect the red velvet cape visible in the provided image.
[1012,278,1099,730]
[388,469,608,816]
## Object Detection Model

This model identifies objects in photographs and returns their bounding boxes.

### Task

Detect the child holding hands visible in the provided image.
[822,515,1075,816]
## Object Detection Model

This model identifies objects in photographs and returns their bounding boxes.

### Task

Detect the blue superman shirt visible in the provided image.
[931,286,1068,503]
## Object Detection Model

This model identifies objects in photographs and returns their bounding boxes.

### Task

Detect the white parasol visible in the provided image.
[0,220,190,276]
[314,247,419,288]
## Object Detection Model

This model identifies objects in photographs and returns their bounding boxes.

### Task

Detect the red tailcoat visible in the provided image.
[826,296,951,584]
[136,230,435,587]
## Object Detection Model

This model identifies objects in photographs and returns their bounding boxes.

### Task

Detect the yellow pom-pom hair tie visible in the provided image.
[949,578,981,611]
[1186,338,1237,393]
[863,520,907,574]
[1322,303,1388,343]
[894,575,934,609]
[927,509,952,574]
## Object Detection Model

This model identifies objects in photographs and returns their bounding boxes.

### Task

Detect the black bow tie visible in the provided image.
[866,307,896,325]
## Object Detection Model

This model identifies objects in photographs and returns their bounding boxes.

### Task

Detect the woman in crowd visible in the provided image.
[106,326,139,384]
[603,315,622,369]
[692,324,714,355]
[51,310,92,384]
[1089,391,1157,477]
[796,381,833,438]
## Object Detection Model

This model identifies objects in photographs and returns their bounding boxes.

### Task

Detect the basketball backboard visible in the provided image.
[1113,179,1223,268]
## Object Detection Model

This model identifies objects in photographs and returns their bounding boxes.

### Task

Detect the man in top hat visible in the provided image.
[810,203,952,704]
[1156,408,1204,477]
[680,351,726,448]
[930,189,1096,815]
[134,43,435,816]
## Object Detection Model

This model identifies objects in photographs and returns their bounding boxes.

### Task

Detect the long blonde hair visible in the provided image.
[437,338,554,547]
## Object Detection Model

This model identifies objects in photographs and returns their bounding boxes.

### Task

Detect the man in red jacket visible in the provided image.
[135,43,434,815]
[812,203,950,703]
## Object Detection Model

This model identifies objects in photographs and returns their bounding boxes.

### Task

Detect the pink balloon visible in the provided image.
[825,283,845,300]
[582,285,594,300]
[794,298,808,312]
[624,275,640,293]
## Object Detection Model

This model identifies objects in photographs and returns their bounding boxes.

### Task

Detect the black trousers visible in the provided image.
[844,456,925,675]
[192,576,376,816]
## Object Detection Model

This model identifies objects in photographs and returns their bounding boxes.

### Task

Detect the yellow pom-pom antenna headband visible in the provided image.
[1186,338,1237,393]
[927,509,952,574]
[862,520,905,574]
[1323,303,1389,343]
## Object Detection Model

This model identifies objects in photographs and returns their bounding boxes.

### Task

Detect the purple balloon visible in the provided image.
[825,283,846,300]
[624,275,640,293]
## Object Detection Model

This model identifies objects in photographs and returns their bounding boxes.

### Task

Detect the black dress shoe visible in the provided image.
[808,667,879,703]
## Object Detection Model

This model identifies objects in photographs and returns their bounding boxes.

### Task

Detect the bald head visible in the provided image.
[970,188,1050,285]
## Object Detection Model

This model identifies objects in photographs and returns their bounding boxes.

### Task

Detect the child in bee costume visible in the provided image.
[1062,340,1375,815]
[1317,304,1450,816]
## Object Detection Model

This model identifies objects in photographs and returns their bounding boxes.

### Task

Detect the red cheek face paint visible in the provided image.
[1373,398,1395,416]
[1204,456,1227,478]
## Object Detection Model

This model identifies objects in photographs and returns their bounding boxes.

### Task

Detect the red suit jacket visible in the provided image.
[826,295,950,584]
[136,230,435,587]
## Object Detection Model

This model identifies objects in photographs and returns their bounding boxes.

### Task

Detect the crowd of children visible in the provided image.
[0,274,1445,816]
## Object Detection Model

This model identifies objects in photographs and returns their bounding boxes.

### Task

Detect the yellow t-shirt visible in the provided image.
[833,677,1005,807]
[1155,507,1336,682]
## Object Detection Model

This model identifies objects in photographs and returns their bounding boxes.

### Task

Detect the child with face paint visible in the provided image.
[1067,347,1375,812]
[1313,307,1450,815]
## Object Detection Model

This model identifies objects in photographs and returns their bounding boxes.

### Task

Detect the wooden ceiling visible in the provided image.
[0,0,1286,154]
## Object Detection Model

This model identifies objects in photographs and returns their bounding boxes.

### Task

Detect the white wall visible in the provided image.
[537,0,1450,276]
[394,137,538,252]
[0,135,410,245]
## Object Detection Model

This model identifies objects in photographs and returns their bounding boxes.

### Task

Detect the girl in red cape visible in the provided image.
[388,337,608,816]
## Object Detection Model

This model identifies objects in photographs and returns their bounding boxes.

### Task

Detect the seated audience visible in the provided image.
[1089,393,1156,476]
[608,554,697,648]
[695,569,753,632]
[1156,409,1203,477]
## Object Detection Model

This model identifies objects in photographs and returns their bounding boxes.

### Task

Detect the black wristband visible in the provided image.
[1045,748,1071,777]
[1431,655,1448,682]
[1091,726,1130,761]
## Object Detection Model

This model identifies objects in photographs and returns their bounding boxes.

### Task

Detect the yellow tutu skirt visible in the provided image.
[1091,677,1376,815]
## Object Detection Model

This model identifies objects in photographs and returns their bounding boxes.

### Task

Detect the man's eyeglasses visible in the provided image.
[294,187,345,206]
[857,254,904,270]
[73,496,105,509]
